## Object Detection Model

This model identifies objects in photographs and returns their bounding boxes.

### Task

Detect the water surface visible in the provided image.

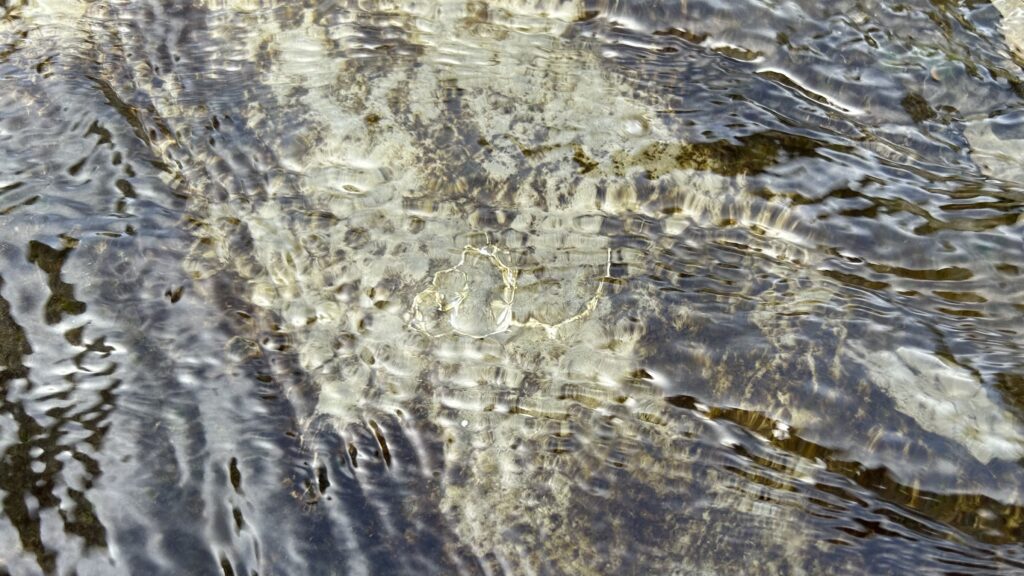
[2,1,1024,574]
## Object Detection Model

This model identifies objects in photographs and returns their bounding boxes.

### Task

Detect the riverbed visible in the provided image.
[1,1,1024,574]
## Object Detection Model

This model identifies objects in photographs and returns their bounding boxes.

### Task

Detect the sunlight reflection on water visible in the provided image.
[1,1,1023,574]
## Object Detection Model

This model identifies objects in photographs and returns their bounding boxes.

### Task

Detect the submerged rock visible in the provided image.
[171,2,1024,572]
[851,344,1024,464]
[8,0,1024,573]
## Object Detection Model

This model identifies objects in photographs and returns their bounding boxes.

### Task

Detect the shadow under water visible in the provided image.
[1,0,1024,574]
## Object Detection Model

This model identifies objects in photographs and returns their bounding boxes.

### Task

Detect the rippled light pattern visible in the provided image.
[1,1,1024,574]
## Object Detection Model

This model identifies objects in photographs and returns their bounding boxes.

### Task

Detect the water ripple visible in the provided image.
[1,0,1023,574]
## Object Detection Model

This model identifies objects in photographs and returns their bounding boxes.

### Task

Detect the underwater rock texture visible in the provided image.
[3,1,1024,574]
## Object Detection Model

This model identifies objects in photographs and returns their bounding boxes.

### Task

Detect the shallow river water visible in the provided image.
[2,1,1024,574]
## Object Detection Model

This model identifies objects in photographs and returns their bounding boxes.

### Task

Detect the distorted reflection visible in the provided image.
[1,1,1023,574]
